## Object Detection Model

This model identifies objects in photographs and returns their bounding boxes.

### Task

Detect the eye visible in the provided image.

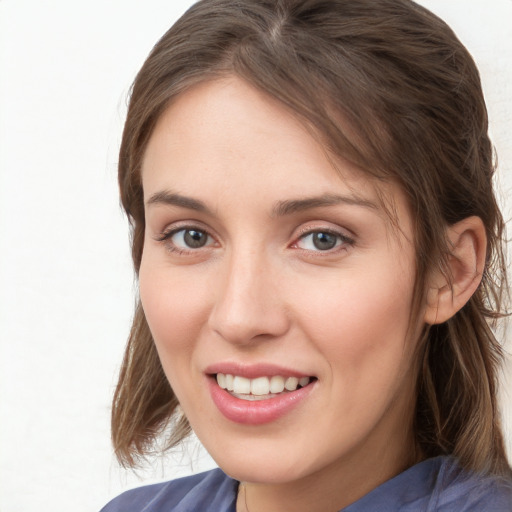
[160,227,215,251]
[295,230,352,252]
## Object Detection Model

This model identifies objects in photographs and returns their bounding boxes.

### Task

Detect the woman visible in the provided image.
[102,0,512,510]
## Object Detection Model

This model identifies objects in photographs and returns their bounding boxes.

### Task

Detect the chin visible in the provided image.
[215,453,308,484]
[197,431,328,485]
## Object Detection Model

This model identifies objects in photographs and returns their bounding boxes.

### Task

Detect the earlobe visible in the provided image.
[423,216,486,325]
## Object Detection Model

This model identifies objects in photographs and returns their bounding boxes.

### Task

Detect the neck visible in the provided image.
[236,425,417,512]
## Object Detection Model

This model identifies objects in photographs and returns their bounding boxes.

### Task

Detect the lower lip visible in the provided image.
[207,377,315,425]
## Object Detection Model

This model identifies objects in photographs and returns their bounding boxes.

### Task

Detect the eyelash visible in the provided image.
[156,225,216,255]
[292,228,354,254]
[155,225,355,255]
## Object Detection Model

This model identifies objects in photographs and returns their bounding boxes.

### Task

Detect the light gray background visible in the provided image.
[0,1,511,511]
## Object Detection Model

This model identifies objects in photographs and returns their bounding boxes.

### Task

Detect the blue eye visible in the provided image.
[296,231,348,251]
[168,228,214,249]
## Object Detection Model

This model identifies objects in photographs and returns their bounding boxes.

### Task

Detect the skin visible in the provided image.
[139,76,424,512]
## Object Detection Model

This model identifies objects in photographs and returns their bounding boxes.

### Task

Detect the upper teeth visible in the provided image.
[216,374,310,395]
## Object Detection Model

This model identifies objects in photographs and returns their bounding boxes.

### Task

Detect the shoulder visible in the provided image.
[432,457,512,512]
[99,468,238,512]
[342,456,512,512]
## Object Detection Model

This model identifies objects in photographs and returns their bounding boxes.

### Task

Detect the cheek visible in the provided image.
[295,260,416,377]
[138,259,217,411]
[138,258,213,354]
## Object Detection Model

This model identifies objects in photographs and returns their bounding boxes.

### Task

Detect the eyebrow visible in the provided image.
[271,193,378,217]
[146,190,378,216]
[146,191,212,214]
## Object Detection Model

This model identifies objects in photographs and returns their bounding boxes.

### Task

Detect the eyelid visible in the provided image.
[155,219,212,240]
[155,222,218,253]
[291,225,355,252]
[153,221,354,255]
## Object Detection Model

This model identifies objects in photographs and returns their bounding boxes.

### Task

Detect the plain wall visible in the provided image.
[0,1,511,511]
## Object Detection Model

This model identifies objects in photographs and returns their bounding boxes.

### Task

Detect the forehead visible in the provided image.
[142,76,409,226]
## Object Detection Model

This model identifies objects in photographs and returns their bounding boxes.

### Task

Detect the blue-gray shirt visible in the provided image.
[101,456,512,511]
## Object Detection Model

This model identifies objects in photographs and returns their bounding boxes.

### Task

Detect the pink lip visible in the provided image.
[206,373,316,425]
[204,362,311,379]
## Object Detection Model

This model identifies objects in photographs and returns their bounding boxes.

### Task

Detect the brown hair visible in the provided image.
[112,0,511,476]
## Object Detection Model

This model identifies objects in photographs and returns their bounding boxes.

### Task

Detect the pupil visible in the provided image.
[313,232,336,250]
[184,230,207,248]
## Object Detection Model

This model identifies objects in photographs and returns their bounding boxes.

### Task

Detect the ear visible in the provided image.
[424,216,486,325]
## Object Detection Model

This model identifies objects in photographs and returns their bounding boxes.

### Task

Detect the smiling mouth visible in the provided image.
[215,373,315,401]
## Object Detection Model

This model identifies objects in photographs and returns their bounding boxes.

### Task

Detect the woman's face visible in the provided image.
[139,77,420,488]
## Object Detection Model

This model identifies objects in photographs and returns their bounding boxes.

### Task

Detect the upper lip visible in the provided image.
[204,362,313,379]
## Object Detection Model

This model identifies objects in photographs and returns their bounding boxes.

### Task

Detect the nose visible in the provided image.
[207,247,290,345]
